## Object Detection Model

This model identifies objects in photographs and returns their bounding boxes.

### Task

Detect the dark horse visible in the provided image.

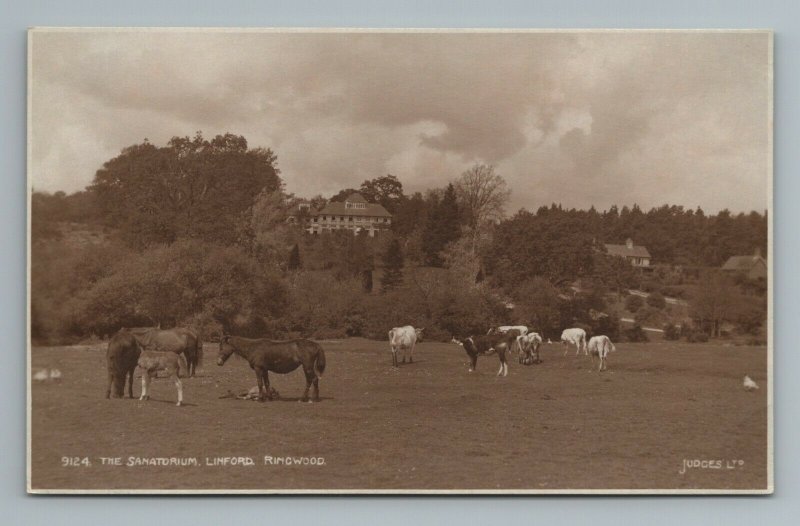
[106,329,142,398]
[129,327,203,377]
[217,335,326,402]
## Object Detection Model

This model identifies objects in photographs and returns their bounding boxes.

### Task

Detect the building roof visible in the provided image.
[604,243,651,259]
[314,193,392,218]
[722,255,767,272]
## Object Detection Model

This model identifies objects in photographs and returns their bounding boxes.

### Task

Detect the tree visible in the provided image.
[287,243,301,270]
[422,183,462,266]
[330,188,361,202]
[625,294,644,312]
[454,163,510,236]
[359,175,405,213]
[690,272,740,337]
[245,189,291,262]
[89,132,282,247]
[381,238,404,292]
[646,291,667,309]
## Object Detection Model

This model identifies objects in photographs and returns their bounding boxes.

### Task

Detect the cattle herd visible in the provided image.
[103,324,617,407]
[450,325,616,377]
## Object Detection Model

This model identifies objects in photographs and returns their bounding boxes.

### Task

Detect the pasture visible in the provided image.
[30,340,768,491]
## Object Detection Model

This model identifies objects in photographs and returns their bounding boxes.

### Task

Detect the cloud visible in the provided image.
[30,30,770,213]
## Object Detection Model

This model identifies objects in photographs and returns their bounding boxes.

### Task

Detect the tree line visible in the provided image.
[31,132,768,344]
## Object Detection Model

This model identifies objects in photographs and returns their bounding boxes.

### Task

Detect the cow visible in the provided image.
[586,335,616,371]
[517,332,543,365]
[561,328,587,356]
[487,325,529,337]
[388,326,424,367]
[452,332,516,376]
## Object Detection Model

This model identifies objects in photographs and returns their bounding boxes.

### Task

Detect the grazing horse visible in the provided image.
[216,335,327,402]
[586,335,616,372]
[106,329,142,399]
[451,332,516,376]
[561,328,588,356]
[129,327,203,377]
[137,351,186,406]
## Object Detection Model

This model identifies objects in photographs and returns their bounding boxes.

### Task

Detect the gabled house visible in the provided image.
[604,238,652,267]
[721,248,767,280]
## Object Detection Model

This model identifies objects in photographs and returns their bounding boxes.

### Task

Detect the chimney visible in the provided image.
[626,238,634,249]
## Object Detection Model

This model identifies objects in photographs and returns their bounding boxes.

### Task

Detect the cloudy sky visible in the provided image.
[30,29,771,213]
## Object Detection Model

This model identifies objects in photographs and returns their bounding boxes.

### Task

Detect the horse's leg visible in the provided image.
[127,369,134,398]
[468,353,478,372]
[392,350,398,367]
[313,376,320,402]
[255,369,265,401]
[174,373,183,406]
[139,371,149,401]
[301,369,313,403]
[106,371,113,399]
[263,371,273,401]
[562,341,568,357]
[409,343,414,363]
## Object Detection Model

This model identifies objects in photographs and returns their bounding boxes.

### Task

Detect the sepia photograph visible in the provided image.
[27,28,772,493]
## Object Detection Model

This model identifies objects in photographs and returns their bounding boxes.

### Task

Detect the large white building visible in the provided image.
[306,192,392,236]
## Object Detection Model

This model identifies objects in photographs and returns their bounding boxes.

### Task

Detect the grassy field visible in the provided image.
[30,339,768,492]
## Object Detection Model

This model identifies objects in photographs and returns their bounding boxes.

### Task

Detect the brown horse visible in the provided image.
[137,351,187,406]
[106,329,142,399]
[129,327,203,377]
[216,335,326,402]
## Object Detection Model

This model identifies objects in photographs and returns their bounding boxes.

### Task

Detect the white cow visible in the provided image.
[561,328,587,356]
[488,325,529,336]
[517,332,543,364]
[388,326,424,367]
[586,335,615,371]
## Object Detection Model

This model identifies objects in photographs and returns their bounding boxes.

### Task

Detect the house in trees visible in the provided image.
[604,238,652,268]
[721,248,767,280]
[307,192,392,237]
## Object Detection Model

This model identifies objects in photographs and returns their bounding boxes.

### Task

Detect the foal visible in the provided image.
[137,351,186,406]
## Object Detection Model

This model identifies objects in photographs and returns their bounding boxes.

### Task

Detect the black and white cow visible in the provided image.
[451,332,516,376]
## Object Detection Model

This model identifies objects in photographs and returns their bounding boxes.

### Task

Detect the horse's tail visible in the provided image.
[177,352,188,378]
[314,345,326,378]
[609,339,616,352]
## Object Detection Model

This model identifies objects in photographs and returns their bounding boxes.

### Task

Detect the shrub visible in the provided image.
[685,330,709,343]
[625,294,644,313]
[634,306,664,326]
[591,315,620,340]
[663,323,682,341]
[646,291,666,310]
[625,324,649,342]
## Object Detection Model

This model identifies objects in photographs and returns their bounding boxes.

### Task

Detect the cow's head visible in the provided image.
[415,327,424,343]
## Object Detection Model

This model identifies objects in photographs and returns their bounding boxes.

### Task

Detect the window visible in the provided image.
[349,217,354,222]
